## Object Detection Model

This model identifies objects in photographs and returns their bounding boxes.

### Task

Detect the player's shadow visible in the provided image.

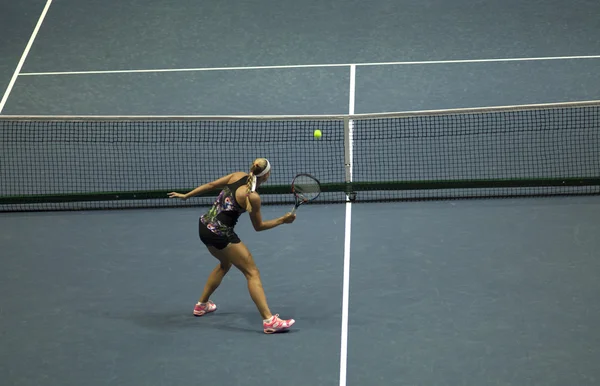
[104,309,299,334]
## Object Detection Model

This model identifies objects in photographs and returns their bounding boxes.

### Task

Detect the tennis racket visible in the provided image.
[290,173,321,214]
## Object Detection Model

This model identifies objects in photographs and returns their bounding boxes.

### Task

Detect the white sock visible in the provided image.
[264,316,274,323]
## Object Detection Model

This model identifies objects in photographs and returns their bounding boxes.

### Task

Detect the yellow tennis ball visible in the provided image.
[314,129,322,139]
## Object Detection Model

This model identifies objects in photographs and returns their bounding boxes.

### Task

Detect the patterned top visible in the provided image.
[200,176,248,237]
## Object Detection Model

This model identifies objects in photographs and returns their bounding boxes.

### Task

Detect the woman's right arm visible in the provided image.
[247,193,295,231]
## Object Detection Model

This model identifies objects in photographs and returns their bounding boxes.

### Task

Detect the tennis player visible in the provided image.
[168,158,296,334]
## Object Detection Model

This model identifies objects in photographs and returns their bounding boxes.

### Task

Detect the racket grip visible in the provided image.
[290,206,297,215]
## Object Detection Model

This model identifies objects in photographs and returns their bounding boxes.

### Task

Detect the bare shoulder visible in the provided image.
[232,172,254,205]
[229,172,248,183]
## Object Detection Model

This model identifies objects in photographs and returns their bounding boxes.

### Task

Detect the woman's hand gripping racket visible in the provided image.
[290,174,321,214]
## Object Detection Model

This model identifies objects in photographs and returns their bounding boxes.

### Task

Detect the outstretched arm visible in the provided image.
[168,174,234,200]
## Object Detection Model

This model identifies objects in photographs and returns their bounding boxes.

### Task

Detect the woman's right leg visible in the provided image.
[212,242,272,320]
[211,241,295,333]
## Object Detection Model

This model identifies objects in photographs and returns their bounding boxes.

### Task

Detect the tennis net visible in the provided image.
[1,101,599,212]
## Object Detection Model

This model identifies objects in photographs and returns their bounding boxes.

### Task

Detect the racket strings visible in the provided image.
[293,176,321,200]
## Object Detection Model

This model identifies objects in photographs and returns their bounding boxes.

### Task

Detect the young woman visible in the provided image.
[168,158,296,334]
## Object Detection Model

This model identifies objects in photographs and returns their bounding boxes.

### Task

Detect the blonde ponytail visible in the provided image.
[245,170,256,212]
[245,159,269,212]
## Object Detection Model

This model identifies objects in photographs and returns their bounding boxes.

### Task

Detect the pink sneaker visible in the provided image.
[263,314,295,334]
[193,300,217,316]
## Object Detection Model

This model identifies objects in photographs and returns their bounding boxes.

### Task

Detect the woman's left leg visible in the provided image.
[198,245,232,303]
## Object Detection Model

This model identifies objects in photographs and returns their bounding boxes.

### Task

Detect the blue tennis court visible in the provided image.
[2,1,600,385]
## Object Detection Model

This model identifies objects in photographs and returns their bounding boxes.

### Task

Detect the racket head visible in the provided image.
[291,173,321,203]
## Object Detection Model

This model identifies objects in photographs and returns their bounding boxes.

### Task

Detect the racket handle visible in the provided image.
[290,206,297,215]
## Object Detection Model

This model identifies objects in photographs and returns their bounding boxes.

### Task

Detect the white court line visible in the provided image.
[19,63,348,76]
[339,64,356,386]
[17,54,600,77]
[0,0,53,113]
[348,65,356,116]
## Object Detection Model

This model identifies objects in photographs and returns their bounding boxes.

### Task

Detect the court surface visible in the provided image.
[2,1,600,385]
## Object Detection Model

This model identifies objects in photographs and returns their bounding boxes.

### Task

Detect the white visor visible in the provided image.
[250,159,271,192]
[255,159,271,177]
